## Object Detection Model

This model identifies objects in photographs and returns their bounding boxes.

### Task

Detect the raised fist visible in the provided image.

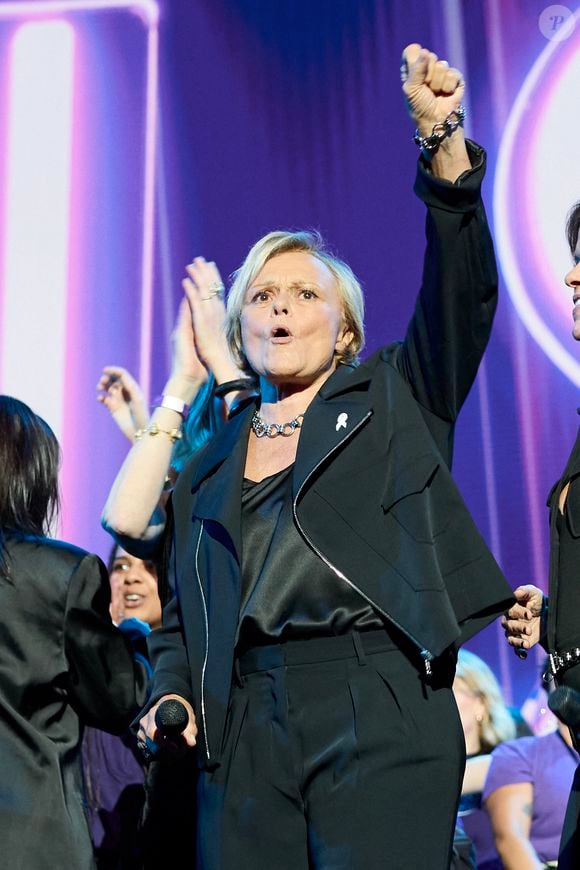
[401,43,465,132]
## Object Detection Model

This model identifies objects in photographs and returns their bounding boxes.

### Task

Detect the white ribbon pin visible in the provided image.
[336,412,348,431]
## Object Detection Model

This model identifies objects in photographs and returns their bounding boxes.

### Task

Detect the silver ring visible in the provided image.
[200,281,225,301]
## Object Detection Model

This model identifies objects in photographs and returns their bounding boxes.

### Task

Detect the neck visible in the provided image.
[559,722,574,749]
[259,367,335,421]
[465,732,482,756]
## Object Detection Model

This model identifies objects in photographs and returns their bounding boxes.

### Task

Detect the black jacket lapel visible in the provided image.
[187,404,254,559]
[293,366,374,498]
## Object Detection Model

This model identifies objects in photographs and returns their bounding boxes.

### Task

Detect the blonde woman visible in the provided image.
[455,649,517,870]
[138,44,513,869]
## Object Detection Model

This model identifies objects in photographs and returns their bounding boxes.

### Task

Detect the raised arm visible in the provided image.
[395,45,498,425]
[97,366,150,442]
[102,260,252,555]
[101,297,207,553]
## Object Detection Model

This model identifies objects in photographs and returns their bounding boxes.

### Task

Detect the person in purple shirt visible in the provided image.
[483,721,578,868]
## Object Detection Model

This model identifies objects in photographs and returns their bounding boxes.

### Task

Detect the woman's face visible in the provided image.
[109,548,162,630]
[453,677,486,753]
[565,232,580,341]
[240,251,352,387]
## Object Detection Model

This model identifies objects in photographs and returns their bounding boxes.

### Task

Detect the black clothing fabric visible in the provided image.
[546,428,580,867]
[146,142,513,774]
[196,631,464,870]
[0,534,148,870]
[554,506,580,657]
[239,467,384,648]
[451,822,477,870]
[547,426,580,664]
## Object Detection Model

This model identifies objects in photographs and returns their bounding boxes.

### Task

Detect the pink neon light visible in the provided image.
[0,1,158,22]
[137,22,159,405]
[1,21,75,437]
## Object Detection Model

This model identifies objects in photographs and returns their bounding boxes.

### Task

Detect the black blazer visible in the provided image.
[0,534,148,869]
[148,143,514,770]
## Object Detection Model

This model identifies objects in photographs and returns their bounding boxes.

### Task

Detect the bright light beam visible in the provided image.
[0,21,75,438]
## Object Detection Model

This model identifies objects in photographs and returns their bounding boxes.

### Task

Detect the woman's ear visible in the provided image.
[335,324,355,355]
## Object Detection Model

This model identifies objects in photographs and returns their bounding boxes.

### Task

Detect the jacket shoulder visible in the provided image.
[5,534,92,572]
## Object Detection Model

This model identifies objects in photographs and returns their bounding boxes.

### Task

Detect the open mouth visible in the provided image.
[270,326,293,342]
[124,593,145,606]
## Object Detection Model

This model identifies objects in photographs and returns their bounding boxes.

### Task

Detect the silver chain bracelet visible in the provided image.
[413,104,466,153]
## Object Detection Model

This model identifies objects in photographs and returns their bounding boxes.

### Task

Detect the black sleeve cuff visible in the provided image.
[414,139,486,213]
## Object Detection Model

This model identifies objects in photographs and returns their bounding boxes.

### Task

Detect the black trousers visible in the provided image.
[196,630,465,870]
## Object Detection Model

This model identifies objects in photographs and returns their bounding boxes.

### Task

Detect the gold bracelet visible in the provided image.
[134,422,183,443]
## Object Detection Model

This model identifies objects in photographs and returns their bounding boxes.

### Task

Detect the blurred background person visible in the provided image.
[454,649,518,870]
[83,545,161,870]
[0,395,148,870]
[483,672,579,869]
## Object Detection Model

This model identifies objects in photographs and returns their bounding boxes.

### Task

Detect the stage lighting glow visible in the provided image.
[494,9,580,386]
[137,23,159,403]
[0,1,158,24]
[0,20,75,437]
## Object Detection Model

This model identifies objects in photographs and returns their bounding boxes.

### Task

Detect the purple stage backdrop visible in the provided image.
[0,0,579,707]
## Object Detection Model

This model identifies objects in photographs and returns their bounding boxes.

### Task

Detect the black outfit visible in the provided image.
[146,142,514,869]
[239,466,384,647]
[546,428,580,868]
[0,534,148,870]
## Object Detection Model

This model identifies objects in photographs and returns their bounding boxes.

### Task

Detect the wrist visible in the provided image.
[164,373,204,404]
[212,353,250,385]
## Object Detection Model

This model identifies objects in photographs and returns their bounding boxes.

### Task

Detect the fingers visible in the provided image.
[512,585,544,614]
[501,615,533,638]
[184,256,225,304]
[138,696,198,751]
[401,43,429,86]
[427,60,463,95]
[96,366,141,398]
[504,603,534,621]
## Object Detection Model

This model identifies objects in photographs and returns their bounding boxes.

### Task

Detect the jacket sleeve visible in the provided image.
[393,140,498,423]
[140,501,196,716]
[63,553,149,734]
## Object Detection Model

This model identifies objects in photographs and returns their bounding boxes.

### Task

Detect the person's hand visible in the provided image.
[182,257,229,369]
[401,43,465,132]
[169,297,209,391]
[109,570,125,625]
[97,366,149,442]
[137,694,197,752]
[502,585,545,654]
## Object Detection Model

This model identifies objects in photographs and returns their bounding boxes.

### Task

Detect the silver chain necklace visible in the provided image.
[251,409,304,438]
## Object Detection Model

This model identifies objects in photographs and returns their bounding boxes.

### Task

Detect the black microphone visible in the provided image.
[154,699,189,741]
[548,685,580,744]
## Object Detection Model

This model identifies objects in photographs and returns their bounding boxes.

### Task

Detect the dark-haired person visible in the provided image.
[0,396,148,869]
[138,43,513,870]
[83,545,162,870]
[503,200,580,869]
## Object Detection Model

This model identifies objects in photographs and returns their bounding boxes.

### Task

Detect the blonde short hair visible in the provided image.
[456,649,517,752]
[226,230,365,372]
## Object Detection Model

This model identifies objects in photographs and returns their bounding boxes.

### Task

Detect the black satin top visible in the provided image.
[555,507,579,653]
[238,466,384,649]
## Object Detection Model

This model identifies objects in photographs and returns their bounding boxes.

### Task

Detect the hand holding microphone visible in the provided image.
[137,694,197,762]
